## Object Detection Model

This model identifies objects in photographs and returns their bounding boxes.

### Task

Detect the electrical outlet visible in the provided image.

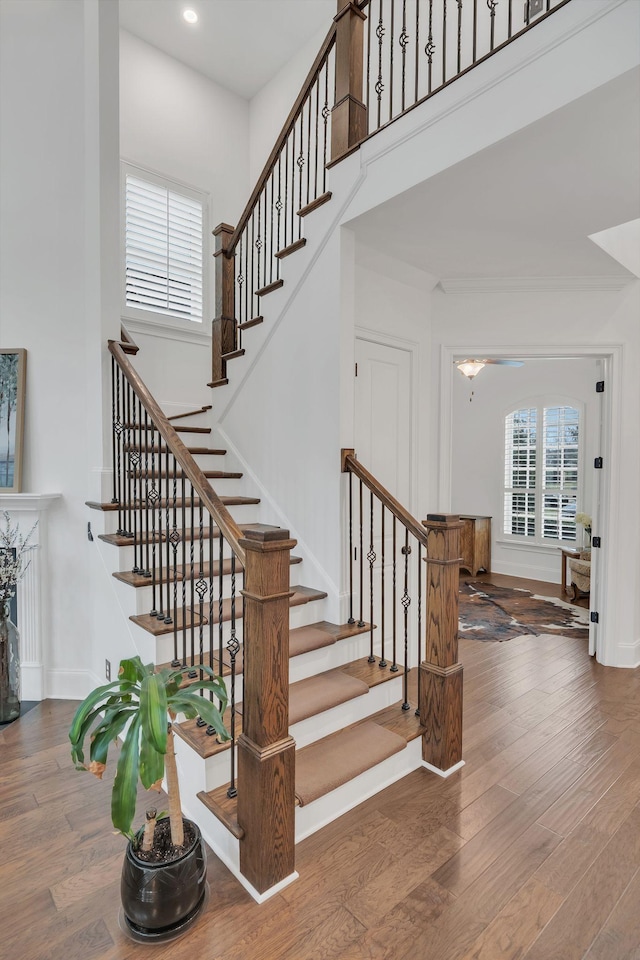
[525,0,544,19]
[105,659,111,681]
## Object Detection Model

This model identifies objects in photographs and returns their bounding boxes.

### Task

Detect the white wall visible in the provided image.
[0,0,121,696]
[450,355,599,582]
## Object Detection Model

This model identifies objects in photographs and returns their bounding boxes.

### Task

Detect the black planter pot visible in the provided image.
[121,817,207,941]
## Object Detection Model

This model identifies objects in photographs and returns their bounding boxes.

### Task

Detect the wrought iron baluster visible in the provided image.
[218,529,224,681]
[237,235,245,331]
[415,0,420,104]
[284,129,290,250]
[276,156,282,275]
[380,503,387,667]
[195,502,206,677]
[399,0,408,114]
[164,443,172,623]
[110,357,118,508]
[130,394,140,572]
[488,0,497,51]
[189,485,196,677]
[306,90,312,207]
[170,456,180,666]
[180,474,187,666]
[391,516,398,671]
[322,60,330,191]
[141,410,151,580]
[255,197,261,300]
[401,529,411,710]
[426,0,434,94]
[348,470,354,624]
[367,488,376,663]
[297,114,304,239]
[250,212,256,327]
[457,0,463,73]
[366,1,372,131]
[269,173,274,282]
[226,552,239,799]
[113,363,124,535]
[358,479,365,627]
[208,521,214,697]
[314,76,320,201]
[389,0,394,123]
[473,0,478,61]
[508,0,513,37]
[376,0,384,129]
[290,123,296,241]
[148,422,160,616]
[442,0,447,85]
[416,541,422,717]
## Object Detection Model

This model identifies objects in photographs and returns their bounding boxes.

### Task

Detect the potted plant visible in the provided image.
[69,655,228,940]
[0,511,37,723]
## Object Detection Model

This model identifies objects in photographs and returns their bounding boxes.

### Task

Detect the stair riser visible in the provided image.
[290,674,403,750]
[294,739,422,843]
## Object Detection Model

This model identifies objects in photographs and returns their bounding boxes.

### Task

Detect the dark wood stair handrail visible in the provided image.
[227,23,337,255]
[341,448,428,549]
[109,337,246,565]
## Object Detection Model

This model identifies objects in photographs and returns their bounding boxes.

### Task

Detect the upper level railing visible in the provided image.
[359,0,571,135]
[211,0,572,387]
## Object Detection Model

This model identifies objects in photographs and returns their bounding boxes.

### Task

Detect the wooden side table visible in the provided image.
[459,515,491,576]
[559,547,581,596]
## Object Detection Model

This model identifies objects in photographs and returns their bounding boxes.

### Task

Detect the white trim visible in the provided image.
[46,668,92,700]
[121,314,211,347]
[0,493,61,511]
[438,276,634,294]
[421,759,465,778]
[236,871,300,905]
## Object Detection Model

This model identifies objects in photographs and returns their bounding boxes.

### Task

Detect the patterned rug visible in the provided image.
[459,580,589,642]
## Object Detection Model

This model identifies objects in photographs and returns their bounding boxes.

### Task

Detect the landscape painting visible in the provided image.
[0,349,26,492]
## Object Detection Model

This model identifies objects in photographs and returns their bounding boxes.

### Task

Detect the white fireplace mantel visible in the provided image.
[0,494,61,701]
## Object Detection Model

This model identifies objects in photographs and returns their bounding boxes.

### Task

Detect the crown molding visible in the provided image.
[437,276,634,295]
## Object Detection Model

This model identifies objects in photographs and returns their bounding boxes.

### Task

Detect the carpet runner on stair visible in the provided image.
[288,669,369,725]
[294,721,407,806]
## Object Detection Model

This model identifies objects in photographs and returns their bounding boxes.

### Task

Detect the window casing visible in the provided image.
[121,163,208,327]
[504,404,580,543]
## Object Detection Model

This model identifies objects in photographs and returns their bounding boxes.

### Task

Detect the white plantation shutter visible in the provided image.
[125,174,204,322]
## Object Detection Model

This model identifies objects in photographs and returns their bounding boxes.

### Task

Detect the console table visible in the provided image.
[459,515,491,576]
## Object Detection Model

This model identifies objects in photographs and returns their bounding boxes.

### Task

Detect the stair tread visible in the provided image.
[87,495,260,512]
[275,237,307,259]
[123,424,212,434]
[288,669,368,725]
[256,278,284,297]
[114,554,302,588]
[289,620,373,657]
[295,720,406,807]
[197,787,244,839]
[123,446,226,456]
[99,521,265,547]
[297,191,332,218]
[131,584,326,635]
[125,470,243,480]
[238,316,263,331]
[221,349,245,361]
[166,405,212,422]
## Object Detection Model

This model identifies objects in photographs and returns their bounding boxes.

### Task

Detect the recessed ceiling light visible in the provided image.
[183,9,198,24]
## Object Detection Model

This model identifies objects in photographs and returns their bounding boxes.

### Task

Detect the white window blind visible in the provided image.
[504,404,580,542]
[124,174,203,323]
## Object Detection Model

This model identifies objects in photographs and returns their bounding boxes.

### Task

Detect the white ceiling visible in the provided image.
[348,67,640,281]
[118,0,336,100]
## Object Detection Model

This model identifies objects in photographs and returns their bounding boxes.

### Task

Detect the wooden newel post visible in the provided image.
[237,525,297,895]
[211,222,236,387]
[420,514,464,774]
[331,0,367,162]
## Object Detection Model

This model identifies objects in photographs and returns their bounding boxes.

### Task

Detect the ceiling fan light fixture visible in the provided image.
[456,359,486,380]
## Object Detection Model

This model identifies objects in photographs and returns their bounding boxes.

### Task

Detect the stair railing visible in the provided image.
[210,25,338,386]
[342,449,463,773]
[109,330,296,894]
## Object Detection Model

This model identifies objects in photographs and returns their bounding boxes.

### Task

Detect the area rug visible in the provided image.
[459,580,589,642]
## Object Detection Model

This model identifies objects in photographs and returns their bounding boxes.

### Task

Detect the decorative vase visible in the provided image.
[584,526,592,550]
[0,604,20,723]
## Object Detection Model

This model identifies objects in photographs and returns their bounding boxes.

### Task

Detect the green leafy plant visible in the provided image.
[69,656,229,847]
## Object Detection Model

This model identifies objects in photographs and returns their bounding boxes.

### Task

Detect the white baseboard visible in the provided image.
[21,662,44,701]
[45,668,93,700]
[614,638,640,669]
[421,759,465,778]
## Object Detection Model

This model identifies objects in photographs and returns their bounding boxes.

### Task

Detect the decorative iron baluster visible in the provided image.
[141,410,151,580]
[170,456,180,665]
[110,357,118,507]
[255,200,261,301]
[389,0,394,123]
[250,211,256,328]
[208,521,214,697]
[366,3,372,132]
[367,488,376,663]
[195,502,207,677]
[358,478,365,627]
[415,0,420,103]
[457,0,463,74]
[218,527,224,687]
[130,393,140,572]
[189,485,196,678]
[164,443,172,623]
[306,91,312,207]
[426,0,435,94]
[314,76,320,201]
[508,0,513,37]
[376,0,384,129]
[380,503,387,667]
[416,541,422,717]
[348,469,355,624]
[442,0,447,85]
[226,552,239,799]
[399,0,408,114]
[276,156,283,272]
[269,173,274,283]
[149,421,161,615]
[391,515,398,671]
[473,0,478,61]
[297,116,305,239]
[488,0,497,51]
[113,363,125,535]
[180,474,187,666]
[401,529,411,710]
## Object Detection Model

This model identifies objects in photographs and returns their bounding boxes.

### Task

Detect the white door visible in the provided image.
[354,337,413,506]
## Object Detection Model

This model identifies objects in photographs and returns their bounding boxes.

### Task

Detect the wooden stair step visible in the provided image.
[123,423,212,434]
[166,405,212,421]
[87,495,260,511]
[208,378,229,389]
[297,191,332,218]
[99,521,265,548]
[221,349,245,362]
[130,584,326,635]
[256,278,284,297]
[275,237,306,259]
[289,619,373,657]
[238,316,263,331]
[114,554,302,588]
[176,705,242,759]
[294,720,406,806]
[197,786,244,839]
[125,469,243,480]
[123,445,226,456]
[288,669,369,725]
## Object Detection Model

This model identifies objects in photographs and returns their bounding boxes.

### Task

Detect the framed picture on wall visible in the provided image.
[0,349,27,492]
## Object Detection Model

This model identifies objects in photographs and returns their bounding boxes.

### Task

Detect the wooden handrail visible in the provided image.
[120,323,139,355]
[341,448,428,548]
[109,338,246,565]
[228,23,337,254]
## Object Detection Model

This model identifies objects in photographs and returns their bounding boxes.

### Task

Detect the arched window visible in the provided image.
[504,404,580,542]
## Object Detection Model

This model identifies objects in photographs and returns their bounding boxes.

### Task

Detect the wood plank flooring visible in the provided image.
[1,575,639,959]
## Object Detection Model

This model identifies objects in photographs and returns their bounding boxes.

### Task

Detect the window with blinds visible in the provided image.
[124,171,205,323]
[504,404,580,542]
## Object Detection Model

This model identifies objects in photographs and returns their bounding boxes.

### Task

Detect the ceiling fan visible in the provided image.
[455,358,524,380]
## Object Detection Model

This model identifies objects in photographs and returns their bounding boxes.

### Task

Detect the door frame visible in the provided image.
[439,342,622,667]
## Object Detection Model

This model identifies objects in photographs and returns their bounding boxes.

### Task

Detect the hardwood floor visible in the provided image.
[1,578,638,959]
